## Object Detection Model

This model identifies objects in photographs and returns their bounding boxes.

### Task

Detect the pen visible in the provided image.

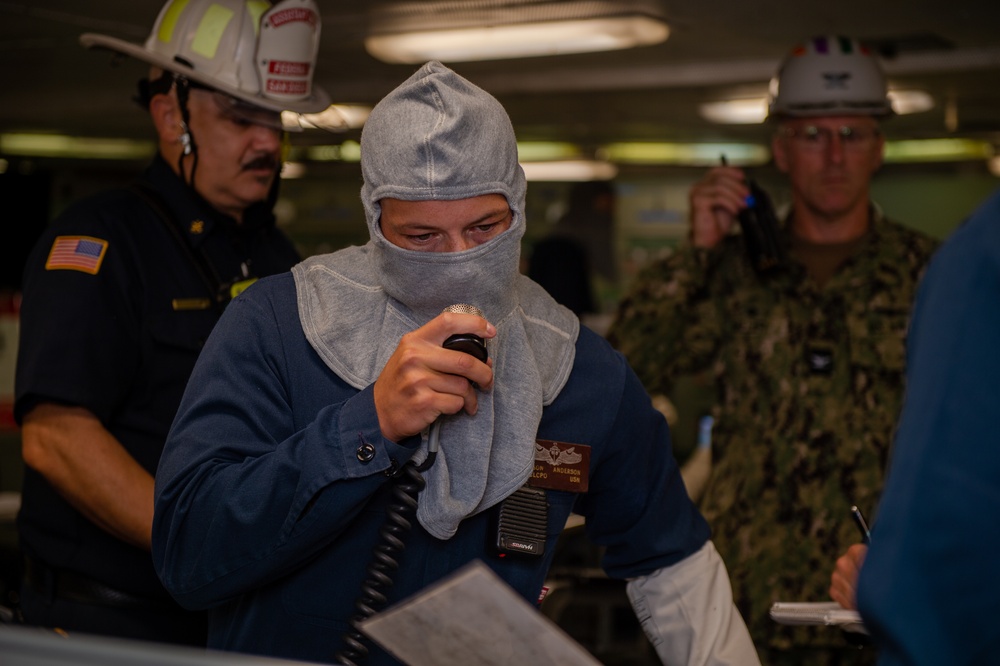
[850,505,871,545]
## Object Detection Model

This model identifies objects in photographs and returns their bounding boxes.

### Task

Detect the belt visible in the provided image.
[23,557,169,610]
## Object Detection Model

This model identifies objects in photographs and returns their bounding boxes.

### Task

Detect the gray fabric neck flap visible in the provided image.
[294,245,578,540]
[293,61,579,540]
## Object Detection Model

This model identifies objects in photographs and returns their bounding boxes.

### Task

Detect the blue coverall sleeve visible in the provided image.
[856,192,1000,665]
[592,358,711,577]
[541,330,711,579]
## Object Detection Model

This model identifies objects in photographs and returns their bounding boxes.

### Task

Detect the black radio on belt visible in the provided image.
[490,485,548,558]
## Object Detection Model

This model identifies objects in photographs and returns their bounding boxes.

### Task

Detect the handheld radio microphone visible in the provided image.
[423,304,489,471]
[440,303,488,362]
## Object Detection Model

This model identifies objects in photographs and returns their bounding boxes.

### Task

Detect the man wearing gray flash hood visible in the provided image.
[152,61,759,665]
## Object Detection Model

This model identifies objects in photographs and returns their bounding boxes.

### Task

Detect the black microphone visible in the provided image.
[441,303,488,362]
[419,304,490,472]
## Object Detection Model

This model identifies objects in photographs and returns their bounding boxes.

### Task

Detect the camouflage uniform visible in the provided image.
[608,211,937,662]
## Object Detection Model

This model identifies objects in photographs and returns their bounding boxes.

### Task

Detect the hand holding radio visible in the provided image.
[732,168,785,274]
[688,165,751,249]
[373,307,495,442]
[689,157,785,274]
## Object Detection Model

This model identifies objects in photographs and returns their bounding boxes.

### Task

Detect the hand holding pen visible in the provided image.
[830,505,871,609]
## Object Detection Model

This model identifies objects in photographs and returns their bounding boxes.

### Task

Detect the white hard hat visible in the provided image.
[80,0,329,115]
[767,35,892,119]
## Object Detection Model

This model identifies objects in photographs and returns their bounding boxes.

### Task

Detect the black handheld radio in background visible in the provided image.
[721,155,785,275]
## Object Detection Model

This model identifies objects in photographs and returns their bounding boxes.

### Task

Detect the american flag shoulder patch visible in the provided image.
[45,235,109,275]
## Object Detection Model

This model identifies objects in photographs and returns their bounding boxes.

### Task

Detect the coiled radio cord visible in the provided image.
[335,431,440,666]
[336,305,485,665]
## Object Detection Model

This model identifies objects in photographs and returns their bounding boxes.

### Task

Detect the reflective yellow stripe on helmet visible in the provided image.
[157,0,192,45]
[192,4,235,59]
[247,1,270,37]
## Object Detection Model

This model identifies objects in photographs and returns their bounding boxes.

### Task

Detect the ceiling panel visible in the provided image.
[1,0,999,150]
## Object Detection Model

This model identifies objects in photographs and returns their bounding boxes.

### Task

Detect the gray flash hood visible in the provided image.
[293,61,579,539]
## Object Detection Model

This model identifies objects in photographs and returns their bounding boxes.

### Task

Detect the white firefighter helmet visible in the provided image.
[767,35,893,119]
[80,0,329,115]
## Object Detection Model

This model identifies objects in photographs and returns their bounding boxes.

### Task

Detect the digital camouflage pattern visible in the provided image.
[608,212,937,661]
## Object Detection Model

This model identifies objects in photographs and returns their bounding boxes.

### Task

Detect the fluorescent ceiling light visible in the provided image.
[700,89,934,125]
[699,98,768,125]
[280,162,307,179]
[366,1,668,63]
[517,141,583,161]
[305,140,585,165]
[604,142,771,166]
[883,139,993,163]
[282,105,372,132]
[367,18,668,63]
[305,140,362,163]
[887,90,934,115]
[0,133,155,160]
[521,160,619,181]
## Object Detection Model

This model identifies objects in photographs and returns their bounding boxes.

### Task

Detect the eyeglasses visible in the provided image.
[780,125,881,152]
[210,92,284,131]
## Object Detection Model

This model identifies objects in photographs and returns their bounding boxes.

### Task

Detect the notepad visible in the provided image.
[359,560,601,666]
[769,601,867,634]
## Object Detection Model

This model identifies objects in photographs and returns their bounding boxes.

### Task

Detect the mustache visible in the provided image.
[241,154,279,172]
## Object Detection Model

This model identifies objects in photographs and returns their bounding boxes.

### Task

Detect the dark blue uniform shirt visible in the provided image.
[153,273,710,665]
[15,155,300,601]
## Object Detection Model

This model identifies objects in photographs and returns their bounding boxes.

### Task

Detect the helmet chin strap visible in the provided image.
[173,75,200,188]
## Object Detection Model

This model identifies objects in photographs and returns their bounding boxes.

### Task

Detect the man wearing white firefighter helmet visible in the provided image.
[15,0,327,646]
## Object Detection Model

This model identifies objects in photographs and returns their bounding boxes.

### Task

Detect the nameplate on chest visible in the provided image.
[529,440,590,492]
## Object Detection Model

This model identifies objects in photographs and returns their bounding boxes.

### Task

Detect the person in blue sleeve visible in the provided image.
[152,61,760,666]
[834,188,1000,664]
[14,0,328,646]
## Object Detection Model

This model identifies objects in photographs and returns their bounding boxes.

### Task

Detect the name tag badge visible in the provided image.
[529,440,590,492]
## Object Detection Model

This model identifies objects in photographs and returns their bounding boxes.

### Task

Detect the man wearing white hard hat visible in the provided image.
[609,36,938,663]
[14,0,327,646]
